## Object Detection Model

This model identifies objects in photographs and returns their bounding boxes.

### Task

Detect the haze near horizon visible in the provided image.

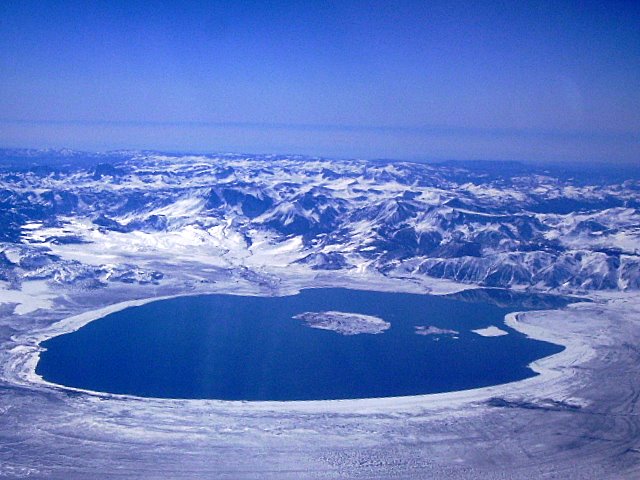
[0,0,638,164]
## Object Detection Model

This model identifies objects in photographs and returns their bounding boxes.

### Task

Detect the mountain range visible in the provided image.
[1,149,638,294]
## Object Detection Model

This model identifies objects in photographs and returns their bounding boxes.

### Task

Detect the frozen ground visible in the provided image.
[1,264,639,479]
[0,151,638,478]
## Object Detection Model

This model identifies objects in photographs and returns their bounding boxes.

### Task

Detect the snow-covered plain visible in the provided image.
[0,150,639,478]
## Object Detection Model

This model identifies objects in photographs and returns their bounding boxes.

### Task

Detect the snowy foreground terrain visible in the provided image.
[1,149,640,478]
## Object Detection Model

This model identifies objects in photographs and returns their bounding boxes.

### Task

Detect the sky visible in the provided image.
[0,0,639,164]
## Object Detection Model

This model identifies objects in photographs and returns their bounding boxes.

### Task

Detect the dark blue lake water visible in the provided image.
[36,288,570,400]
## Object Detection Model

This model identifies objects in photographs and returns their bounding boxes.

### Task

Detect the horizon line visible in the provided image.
[1,118,637,143]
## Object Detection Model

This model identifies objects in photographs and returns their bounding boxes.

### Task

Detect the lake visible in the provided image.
[36,288,570,401]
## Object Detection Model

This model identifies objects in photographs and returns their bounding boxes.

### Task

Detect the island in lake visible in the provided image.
[293,311,391,335]
[472,326,509,337]
[415,325,460,336]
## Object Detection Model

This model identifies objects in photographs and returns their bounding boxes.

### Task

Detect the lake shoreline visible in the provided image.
[34,287,562,401]
[1,270,638,478]
[6,274,589,413]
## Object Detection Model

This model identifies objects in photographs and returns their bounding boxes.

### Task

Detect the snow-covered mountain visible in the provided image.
[1,149,639,293]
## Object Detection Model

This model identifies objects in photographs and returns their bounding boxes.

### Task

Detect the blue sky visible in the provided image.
[1,0,638,163]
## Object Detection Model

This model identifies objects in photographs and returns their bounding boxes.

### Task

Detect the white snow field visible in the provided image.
[0,150,639,478]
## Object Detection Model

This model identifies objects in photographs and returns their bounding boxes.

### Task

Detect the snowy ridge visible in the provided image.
[0,149,639,298]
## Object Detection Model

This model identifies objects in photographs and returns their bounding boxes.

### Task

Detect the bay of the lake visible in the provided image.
[36,288,569,400]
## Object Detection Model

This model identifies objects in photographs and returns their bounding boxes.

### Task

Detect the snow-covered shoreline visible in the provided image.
[1,267,639,479]
[3,273,599,415]
[1,151,639,477]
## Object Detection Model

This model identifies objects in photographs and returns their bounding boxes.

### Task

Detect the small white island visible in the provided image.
[472,326,509,337]
[293,311,390,335]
